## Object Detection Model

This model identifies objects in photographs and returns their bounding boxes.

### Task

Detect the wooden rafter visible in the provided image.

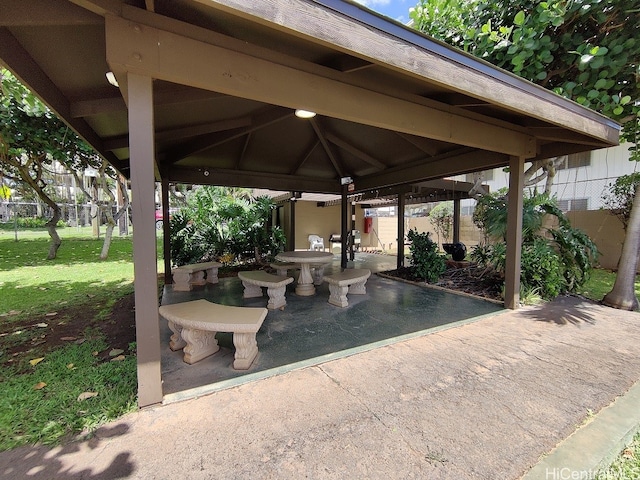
[309,118,345,178]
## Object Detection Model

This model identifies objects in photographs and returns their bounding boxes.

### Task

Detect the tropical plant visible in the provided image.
[169,187,284,267]
[471,190,598,299]
[407,228,447,283]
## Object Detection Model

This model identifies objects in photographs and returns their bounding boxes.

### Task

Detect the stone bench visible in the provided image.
[238,270,294,310]
[269,261,298,277]
[159,299,267,369]
[172,261,222,291]
[323,268,371,307]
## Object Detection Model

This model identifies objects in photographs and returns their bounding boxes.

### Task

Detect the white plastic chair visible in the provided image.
[308,234,325,251]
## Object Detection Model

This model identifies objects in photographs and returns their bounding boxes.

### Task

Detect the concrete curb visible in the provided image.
[521,379,640,479]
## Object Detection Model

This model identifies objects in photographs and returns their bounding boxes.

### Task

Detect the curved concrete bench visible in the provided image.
[323,268,371,307]
[172,261,222,291]
[159,299,267,369]
[238,270,294,310]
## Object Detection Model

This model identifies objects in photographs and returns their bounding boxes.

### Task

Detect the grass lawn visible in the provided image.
[0,228,156,450]
[576,268,640,302]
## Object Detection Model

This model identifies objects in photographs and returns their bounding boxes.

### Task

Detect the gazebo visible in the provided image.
[1,0,619,406]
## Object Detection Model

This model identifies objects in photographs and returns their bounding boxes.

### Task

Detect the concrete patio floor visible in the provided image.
[160,253,504,402]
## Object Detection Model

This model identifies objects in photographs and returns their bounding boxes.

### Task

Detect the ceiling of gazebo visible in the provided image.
[0,0,620,196]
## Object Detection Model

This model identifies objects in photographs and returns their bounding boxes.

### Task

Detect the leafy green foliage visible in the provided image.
[471,191,598,299]
[601,173,640,230]
[169,186,285,266]
[407,229,447,283]
[1,69,103,259]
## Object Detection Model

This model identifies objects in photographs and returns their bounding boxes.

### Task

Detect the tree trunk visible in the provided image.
[15,162,63,259]
[100,220,115,260]
[602,183,640,310]
[45,204,62,260]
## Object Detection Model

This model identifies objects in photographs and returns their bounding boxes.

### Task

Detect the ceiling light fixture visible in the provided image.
[105,71,119,87]
[295,109,316,119]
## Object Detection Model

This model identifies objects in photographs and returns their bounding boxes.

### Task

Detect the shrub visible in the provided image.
[470,191,598,301]
[0,217,66,229]
[407,229,446,283]
[521,237,564,299]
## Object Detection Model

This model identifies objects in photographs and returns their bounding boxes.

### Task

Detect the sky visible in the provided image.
[352,0,415,24]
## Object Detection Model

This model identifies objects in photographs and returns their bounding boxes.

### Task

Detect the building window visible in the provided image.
[557,152,591,170]
[558,198,588,212]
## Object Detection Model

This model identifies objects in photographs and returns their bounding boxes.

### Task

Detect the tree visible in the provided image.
[72,159,130,259]
[601,173,640,231]
[410,0,640,308]
[428,201,454,246]
[602,183,640,310]
[0,69,99,259]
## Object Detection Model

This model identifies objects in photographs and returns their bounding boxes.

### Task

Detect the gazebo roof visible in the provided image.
[1,0,619,195]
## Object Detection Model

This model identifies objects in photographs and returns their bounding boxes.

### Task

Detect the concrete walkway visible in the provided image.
[1,295,639,479]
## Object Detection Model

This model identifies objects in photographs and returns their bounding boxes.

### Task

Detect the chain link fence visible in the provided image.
[0,202,120,227]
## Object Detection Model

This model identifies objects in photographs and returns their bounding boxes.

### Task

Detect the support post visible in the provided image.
[341,185,348,269]
[350,201,356,261]
[128,73,163,407]
[289,196,296,250]
[161,173,171,285]
[453,198,461,244]
[397,192,406,269]
[504,155,525,309]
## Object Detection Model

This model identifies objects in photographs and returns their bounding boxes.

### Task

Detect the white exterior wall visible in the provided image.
[455,143,637,212]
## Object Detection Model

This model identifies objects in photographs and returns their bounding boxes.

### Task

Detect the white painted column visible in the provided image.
[128,73,163,406]
[504,155,525,309]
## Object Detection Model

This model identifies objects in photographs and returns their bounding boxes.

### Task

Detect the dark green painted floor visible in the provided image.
[160,253,504,400]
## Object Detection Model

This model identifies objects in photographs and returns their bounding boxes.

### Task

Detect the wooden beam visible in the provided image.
[0,0,102,26]
[322,54,374,73]
[309,119,345,178]
[355,148,509,191]
[235,132,252,170]
[169,166,341,193]
[291,140,320,175]
[161,107,292,164]
[67,0,122,16]
[325,132,386,170]
[70,87,227,118]
[104,15,536,158]
[103,116,252,151]
[396,132,441,157]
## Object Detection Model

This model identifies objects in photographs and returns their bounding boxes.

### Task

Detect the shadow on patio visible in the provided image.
[159,253,504,403]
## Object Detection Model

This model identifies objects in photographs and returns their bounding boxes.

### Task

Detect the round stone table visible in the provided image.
[275,251,334,296]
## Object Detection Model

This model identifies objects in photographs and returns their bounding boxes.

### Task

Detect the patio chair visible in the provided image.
[308,234,325,251]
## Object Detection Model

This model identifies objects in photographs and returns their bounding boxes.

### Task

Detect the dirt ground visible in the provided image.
[2,263,501,371]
